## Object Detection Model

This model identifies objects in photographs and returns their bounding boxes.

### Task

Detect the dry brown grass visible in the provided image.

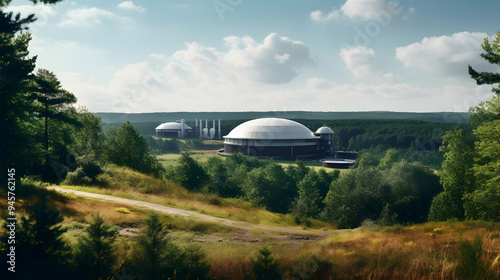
[204,222,500,280]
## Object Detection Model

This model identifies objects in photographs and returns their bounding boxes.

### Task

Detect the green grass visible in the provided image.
[57,165,334,230]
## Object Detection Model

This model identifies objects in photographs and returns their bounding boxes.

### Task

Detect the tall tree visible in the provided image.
[429,129,475,221]
[106,121,164,177]
[33,68,78,179]
[464,32,500,221]
[130,212,170,279]
[171,152,209,190]
[291,169,321,218]
[0,31,37,183]
[73,213,118,279]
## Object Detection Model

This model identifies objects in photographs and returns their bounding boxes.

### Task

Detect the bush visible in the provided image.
[456,235,493,279]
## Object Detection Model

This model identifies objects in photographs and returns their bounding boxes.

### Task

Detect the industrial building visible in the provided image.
[155,119,221,139]
[220,118,357,167]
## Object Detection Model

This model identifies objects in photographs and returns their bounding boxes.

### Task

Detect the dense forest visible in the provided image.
[96,111,470,124]
[1,1,500,279]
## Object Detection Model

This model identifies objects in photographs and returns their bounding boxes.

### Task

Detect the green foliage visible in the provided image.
[106,121,164,177]
[2,193,71,279]
[250,246,281,280]
[291,170,322,218]
[184,244,211,280]
[73,213,118,279]
[203,156,241,197]
[322,161,442,228]
[386,161,442,224]
[148,136,180,154]
[322,166,388,228]
[129,212,171,279]
[378,148,400,170]
[468,31,500,93]
[33,68,79,180]
[431,31,500,222]
[74,107,105,157]
[64,157,103,186]
[456,235,495,280]
[241,163,295,213]
[168,152,209,190]
[0,32,38,183]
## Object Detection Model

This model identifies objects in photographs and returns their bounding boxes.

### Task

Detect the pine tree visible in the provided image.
[468,31,500,95]
[13,193,70,279]
[0,31,38,183]
[73,213,118,279]
[465,32,500,221]
[184,244,210,280]
[250,246,281,280]
[33,68,78,180]
[106,121,164,177]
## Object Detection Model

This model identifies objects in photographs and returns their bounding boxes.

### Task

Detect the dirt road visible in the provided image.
[49,186,336,239]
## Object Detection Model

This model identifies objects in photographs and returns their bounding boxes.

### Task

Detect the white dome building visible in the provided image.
[155,120,192,138]
[223,118,319,158]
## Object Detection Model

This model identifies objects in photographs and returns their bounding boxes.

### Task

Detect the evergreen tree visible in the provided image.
[73,213,118,279]
[33,68,78,180]
[250,247,281,280]
[172,152,209,190]
[106,121,164,177]
[129,212,186,279]
[464,32,500,221]
[468,31,500,95]
[11,193,70,279]
[0,31,38,183]
[184,244,210,280]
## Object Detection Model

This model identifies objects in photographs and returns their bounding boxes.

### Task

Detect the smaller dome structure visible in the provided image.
[316,126,334,134]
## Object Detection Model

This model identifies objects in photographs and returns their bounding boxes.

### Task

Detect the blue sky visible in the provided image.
[5,0,500,113]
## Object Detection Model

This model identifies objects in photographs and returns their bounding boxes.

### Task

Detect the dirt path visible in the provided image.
[49,186,339,239]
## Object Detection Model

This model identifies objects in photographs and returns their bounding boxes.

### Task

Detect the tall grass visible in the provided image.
[59,165,333,229]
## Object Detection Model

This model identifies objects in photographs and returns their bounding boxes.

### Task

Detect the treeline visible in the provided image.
[96,111,470,124]
[427,31,500,223]
[165,152,442,228]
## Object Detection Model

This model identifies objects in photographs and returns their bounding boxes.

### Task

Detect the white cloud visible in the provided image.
[117,1,146,13]
[310,9,340,23]
[58,7,125,27]
[311,0,410,22]
[4,4,56,27]
[396,32,498,79]
[222,33,313,84]
[339,46,377,78]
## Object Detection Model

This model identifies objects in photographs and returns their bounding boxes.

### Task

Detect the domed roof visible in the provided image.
[155,122,192,130]
[224,118,317,140]
[316,126,334,134]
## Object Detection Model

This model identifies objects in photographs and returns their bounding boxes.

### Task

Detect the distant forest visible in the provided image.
[96,111,470,125]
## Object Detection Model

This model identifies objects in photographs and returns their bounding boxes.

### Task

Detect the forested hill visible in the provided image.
[95,111,469,124]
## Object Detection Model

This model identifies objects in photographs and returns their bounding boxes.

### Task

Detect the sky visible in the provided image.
[5,0,500,113]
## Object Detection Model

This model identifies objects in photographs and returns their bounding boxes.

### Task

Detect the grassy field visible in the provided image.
[3,172,499,279]
[58,165,333,230]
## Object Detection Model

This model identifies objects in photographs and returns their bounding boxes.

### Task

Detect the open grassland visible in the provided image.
[2,183,499,279]
[60,165,333,230]
[205,221,500,280]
